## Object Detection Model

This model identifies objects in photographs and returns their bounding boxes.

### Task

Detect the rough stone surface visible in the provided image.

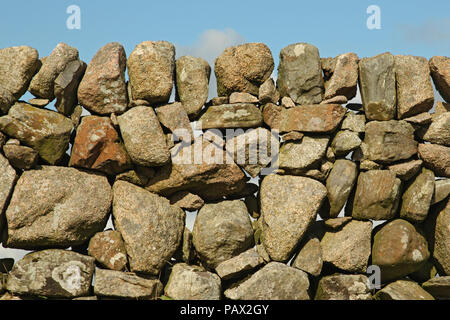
[3,144,38,170]
[341,112,365,133]
[292,238,322,276]
[374,280,434,300]
[224,262,310,300]
[112,181,185,275]
[28,98,50,108]
[88,230,128,271]
[54,59,86,116]
[331,130,362,156]
[277,43,324,105]
[315,274,372,300]
[321,95,348,105]
[422,276,450,299]
[156,102,193,142]
[258,78,280,104]
[169,191,204,211]
[404,112,432,126]
[281,131,304,142]
[215,248,264,280]
[229,92,258,104]
[197,103,263,129]
[324,217,352,230]
[3,166,112,249]
[115,166,154,187]
[324,52,359,100]
[0,154,17,234]
[423,112,450,146]
[430,56,450,103]
[388,159,423,181]
[418,143,450,177]
[433,179,450,204]
[427,200,450,275]
[6,249,95,298]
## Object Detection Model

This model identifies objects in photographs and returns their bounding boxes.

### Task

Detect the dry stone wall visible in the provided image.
[0,41,449,300]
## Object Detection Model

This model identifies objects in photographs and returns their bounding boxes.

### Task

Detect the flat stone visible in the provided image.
[192,200,254,269]
[0,102,73,164]
[372,219,430,282]
[3,144,38,170]
[224,262,310,300]
[404,112,432,126]
[422,276,450,300]
[55,59,86,116]
[359,159,383,170]
[3,166,112,249]
[164,263,221,300]
[331,130,361,156]
[127,41,175,104]
[169,191,204,211]
[6,249,95,298]
[395,55,434,118]
[277,43,324,105]
[262,103,283,128]
[260,174,327,261]
[115,166,155,187]
[210,96,228,106]
[418,143,450,177]
[258,78,280,104]
[281,131,304,141]
[28,98,50,108]
[341,112,366,133]
[88,230,128,271]
[374,280,434,300]
[388,159,423,181]
[324,52,359,100]
[229,92,258,104]
[292,238,322,276]
[433,179,450,204]
[321,95,348,105]
[324,217,353,230]
[359,52,396,120]
[196,103,263,129]
[315,274,372,300]
[423,112,450,146]
[0,154,17,235]
[94,268,162,300]
[155,102,193,142]
[429,56,450,103]
[352,170,401,220]
[215,248,264,280]
[118,106,170,167]
[112,181,185,275]
[427,200,450,275]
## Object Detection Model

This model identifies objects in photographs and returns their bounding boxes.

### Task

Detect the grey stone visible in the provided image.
[54,59,86,116]
[292,238,322,276]
[196,103,263,129]
[374,280,434,300]
[433,179,450,204]
[258,78,280,104]
[215,248,264,280]
[315,274,372,300]
[3,144,38,170]
[156,102,193,142]
[423,112,450,146]
[341,112,366,133]
[331,130,361,156]
[0,154,17,235]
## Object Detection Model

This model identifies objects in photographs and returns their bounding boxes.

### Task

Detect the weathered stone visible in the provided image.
[279,136,329,174]
[388,159,423,181]
[215,43,274,96]
[260,174,327,261]
[341,112,366,133]
[73,296,97,300]
[94,268,162,300]
[0,292,21,300]
[418,143,450,177]
[395,55,434,118]
[429,56,450,103]
[324,217,352,230]
[175,56,210,119]
[29,43,79,100]
[0,102,73,164]
[155,102,193,142]
[281,131,304,142]
[277,43,324,105]
[404,112,432,126]
[292,238,322,276]
[117,106,170,167]
[192,200,253,269]
[88,230,128,271]
[400,168,435,223]
[169,191,204,211]
[410,260,438,283]
[372,219,430,282]
[427,200,450,275]
[374,280,434,300]
[197,103,262,129]
[3,144,38,170]
[3,166,112,249]
[258,78,280,104]
[359,52,396,120]
[28,98,50,108]
[281,96,295,108]
[115,166,155,187]
[70,105,83,129]
[0,154,17,234]
[359,159,383,170]
[331,130,361,156]
[210,96,228,106]
[0,46,40,113]
[320,220,372,273]
[423,112,450,146]
[215,248,264,280]
[229,92,258,104]
[127,41,175,104]
[112,181,185,275]
[363,120,417,163]
[179,228,195,264]
[321,95,348,105]
[164,263,221,300]
[69,116,131,175]
[262,103,283,129]
[224,262,310,300]
[315,274,372,300]
[54,59,86,116]
[433,179,450,204]
[352,170,401,220]
[6,249,95,298]
[422,276,450,299]
[324,52,359,100]
[435,101,450,118]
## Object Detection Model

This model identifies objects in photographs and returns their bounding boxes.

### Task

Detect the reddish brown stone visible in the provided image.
[88,230,128,271]
[418,143,450,177]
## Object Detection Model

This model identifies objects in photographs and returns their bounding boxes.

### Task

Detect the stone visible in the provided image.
[0,154,17,234]
[315,274,372,300]
[429,56,450,103]
[427,200,450,275]
[54,59,86,116]
[281,96,296,108]
[196,103,263,129]
[210,96,228,106]
[73,296,97,300]
[0,293,21,300]
[388,159,423,181]
[69,116,131,175]
[374,280,434,300]
[0,46,40,113]
[29,43,79,100]
[404,112,432,126]
[321,95,348,105]
[281,131,304,141]
[0,102,73,164]
[179,228,195,264]
[275,104,346,133]
[363,120,418,163]
[175,56,210,119]
[94,268,162,300]
[115,166,155,187]
[324,52,359,100]
[71,105,83,129]
[423,112,450,146]
[88,230,128,271]
[155,102,193,142]
[292,238,322,276]
[6,249,95,298]
[3,166,112,249]
[372,219,430,282]
[28,98,50,108]
[418,143,450,177]
[320,220,372,273]
[324,217,353,230]
[2,144,38,170]
[224,262,309,300]
[279,135,329,174]
[164,263,221,300]
[215,248,264,280]
[192,200,253,269]
[352,170,401,220]
[324,159,358,218]
[422,276,450,300]
[341,112,366,133]
[395,55,434,118]
[435,101,450,118]
[215,43,274,96]
[127,41,175,104]
[433,179,450,204]
[112,181,184,275]
[258,78,280,104]
[169,191,204,211]
[331,130,362,156]
[260,174,327,261]
[359,159,382,170]
[0,258,14,273]
[229,92,258,104]
[277,43,324,105]
[359,52,396,120]
[400,168,435,223]
[117,106,170,167]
